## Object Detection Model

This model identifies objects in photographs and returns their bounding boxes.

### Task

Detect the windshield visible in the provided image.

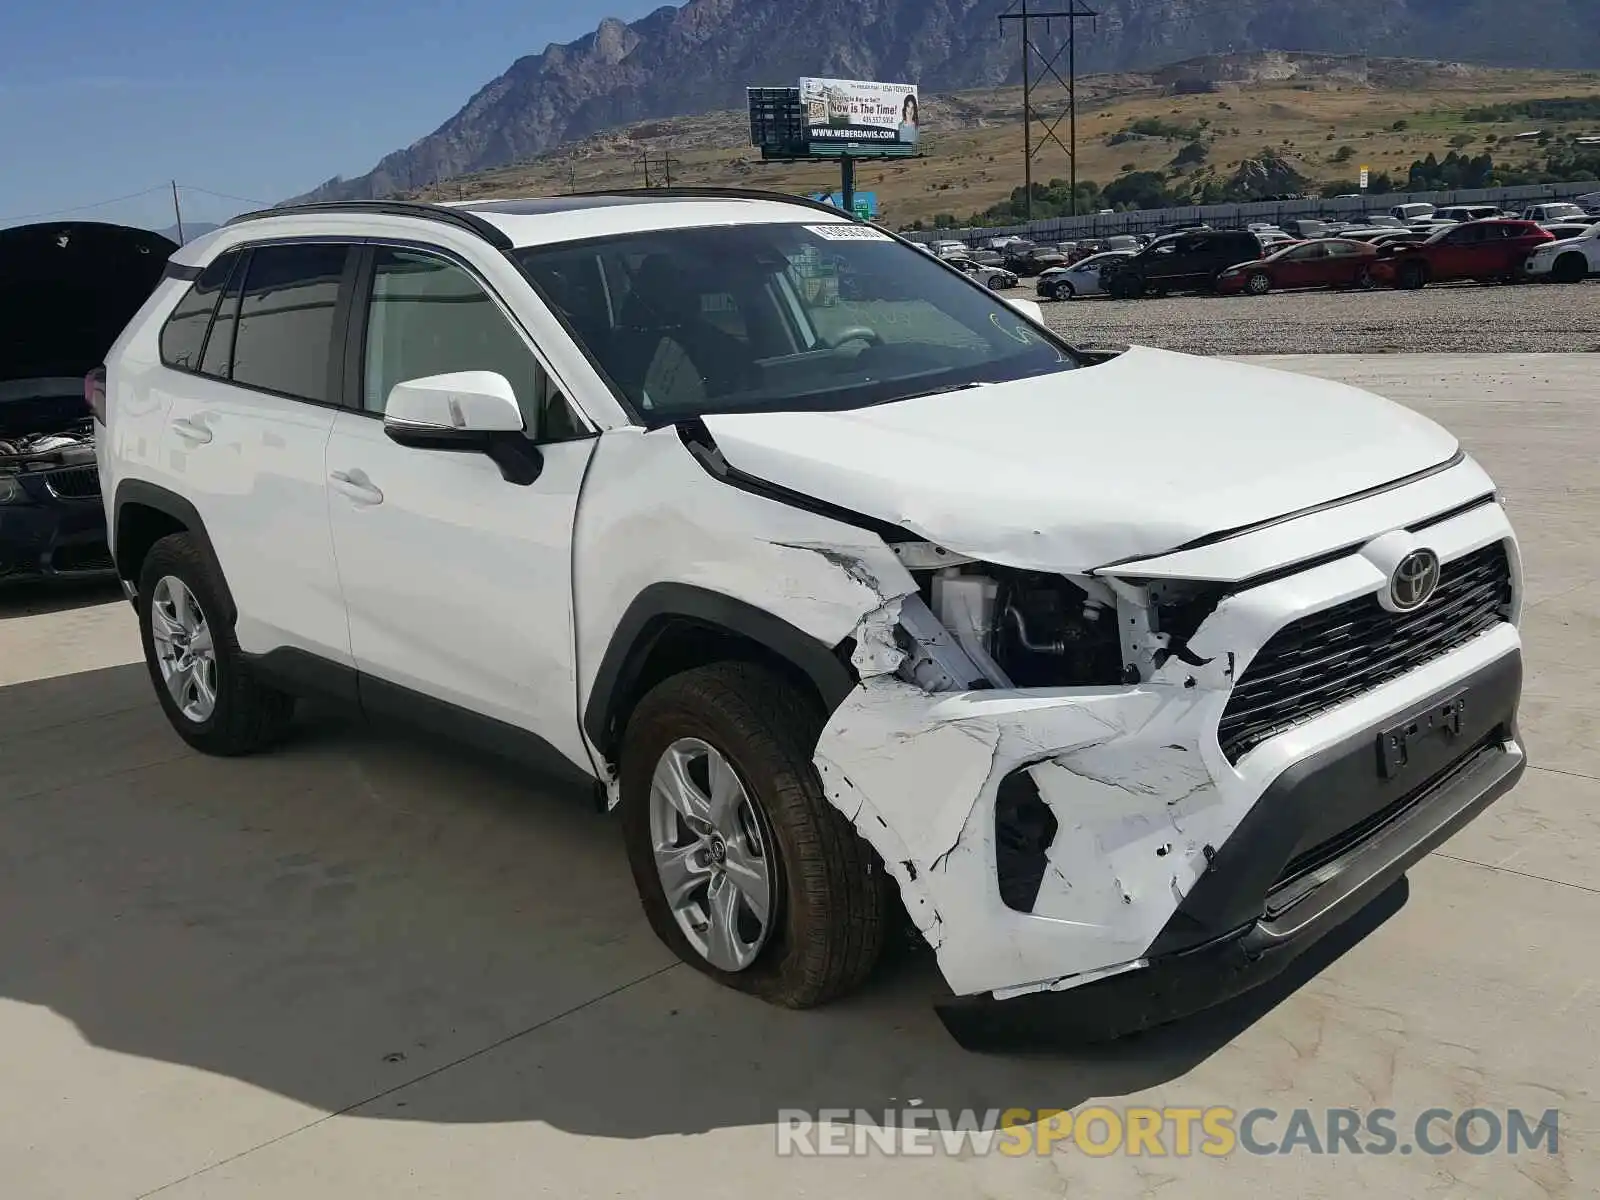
[1543,204,1585,220]
[512,223,1078,423]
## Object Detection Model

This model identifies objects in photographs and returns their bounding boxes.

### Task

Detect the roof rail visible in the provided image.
[563,186,865,221]
[223,200,513,250]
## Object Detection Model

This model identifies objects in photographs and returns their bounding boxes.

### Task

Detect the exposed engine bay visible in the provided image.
[0,421,97,470]
[888,543,1222,693]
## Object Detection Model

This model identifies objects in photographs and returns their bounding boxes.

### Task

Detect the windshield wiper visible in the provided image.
[903,380,992,400]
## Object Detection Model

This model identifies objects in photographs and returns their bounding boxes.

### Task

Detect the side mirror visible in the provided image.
[382,371,542,486]
[384,371,525,434]
[1003,296,1045,324]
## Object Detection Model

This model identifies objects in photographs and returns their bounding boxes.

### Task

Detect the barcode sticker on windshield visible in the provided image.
[805,224,893,241]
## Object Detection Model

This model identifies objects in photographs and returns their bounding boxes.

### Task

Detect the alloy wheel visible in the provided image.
[648,737,774,972]
[150,575,218,723]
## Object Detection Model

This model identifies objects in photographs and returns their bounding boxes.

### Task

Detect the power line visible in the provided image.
[0,184,170,224]
[2,182,276,229]
[178,185,271,206]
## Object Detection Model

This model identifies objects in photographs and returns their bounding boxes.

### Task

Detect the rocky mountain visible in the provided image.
[291,0,1600,203]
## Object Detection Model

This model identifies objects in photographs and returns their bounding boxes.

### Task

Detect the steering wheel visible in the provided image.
[824,326,882,350]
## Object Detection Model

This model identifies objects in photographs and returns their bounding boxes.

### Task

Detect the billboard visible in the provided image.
[799,77,920,156]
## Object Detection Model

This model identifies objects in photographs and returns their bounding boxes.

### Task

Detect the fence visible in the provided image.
[903,180,1600,243]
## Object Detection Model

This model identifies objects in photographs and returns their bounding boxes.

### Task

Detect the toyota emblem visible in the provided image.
[1389,549,1441,612]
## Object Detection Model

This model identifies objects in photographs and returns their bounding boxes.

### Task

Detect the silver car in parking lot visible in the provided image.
[1035,250,1136,300]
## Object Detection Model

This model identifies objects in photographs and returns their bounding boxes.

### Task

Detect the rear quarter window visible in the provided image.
[158,252,239,371]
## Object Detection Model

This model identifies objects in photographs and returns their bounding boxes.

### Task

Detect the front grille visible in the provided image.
[44,466,101,499]
[1218,541,1512,763]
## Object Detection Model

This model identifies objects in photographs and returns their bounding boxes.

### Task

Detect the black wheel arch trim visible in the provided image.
[112,479,236,626]
[583,581,858,762]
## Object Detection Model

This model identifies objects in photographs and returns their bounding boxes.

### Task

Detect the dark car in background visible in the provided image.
[1002,244,1068,276]
[1103,229,1264,298]
[0,221,175,583]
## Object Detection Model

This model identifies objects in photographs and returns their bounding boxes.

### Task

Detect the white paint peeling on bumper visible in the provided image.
[812,501,1522,1000]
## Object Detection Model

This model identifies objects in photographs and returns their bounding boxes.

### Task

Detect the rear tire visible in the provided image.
[1552,253,1589,284]
[620,663,892,1008]
[137,533,295,756]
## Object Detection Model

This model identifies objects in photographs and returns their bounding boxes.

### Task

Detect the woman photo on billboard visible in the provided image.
[899,94,920,145]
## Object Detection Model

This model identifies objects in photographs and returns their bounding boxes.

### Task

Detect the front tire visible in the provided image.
[1245,271,1272,295]
[1552,253,1589,284]
[137,533,295,755]
[620,663,891,1008]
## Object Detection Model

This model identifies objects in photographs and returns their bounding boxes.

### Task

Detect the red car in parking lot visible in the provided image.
[1215,238,1379,295]
[1369,220,1555,289]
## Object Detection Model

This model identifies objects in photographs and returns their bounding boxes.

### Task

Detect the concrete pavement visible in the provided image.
[1,355,1596,1198]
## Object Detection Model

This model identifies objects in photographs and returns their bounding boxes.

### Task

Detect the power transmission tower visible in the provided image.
[635,149,676,188]
[999,0,1097,221]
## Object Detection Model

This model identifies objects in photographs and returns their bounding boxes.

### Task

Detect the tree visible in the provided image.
[1332,145,1355,163]
[1102,171,1175,210]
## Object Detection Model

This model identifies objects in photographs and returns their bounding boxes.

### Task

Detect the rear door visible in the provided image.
[1430,224,1484,278]
[159,242,356,664]
[1274,241,1327,288]
[1321,239,1369,286]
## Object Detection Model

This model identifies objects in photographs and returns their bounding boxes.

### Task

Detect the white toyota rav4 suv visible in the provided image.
[97,191,1526,1049]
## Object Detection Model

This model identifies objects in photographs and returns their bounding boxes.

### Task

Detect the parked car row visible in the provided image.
[1029,216,1598,301]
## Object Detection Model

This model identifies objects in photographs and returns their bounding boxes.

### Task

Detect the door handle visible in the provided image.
[171,417,213,445]
[329,469,384,506]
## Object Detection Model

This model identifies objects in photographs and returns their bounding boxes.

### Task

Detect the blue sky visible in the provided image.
[0,1,669,231]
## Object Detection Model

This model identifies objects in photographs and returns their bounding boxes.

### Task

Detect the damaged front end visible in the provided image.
[814,546,1239,997]
[809,507,1524,1049]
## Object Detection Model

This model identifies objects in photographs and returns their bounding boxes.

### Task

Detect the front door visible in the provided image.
[324,245,599,773]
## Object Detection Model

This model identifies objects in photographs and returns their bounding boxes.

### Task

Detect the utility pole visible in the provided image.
[999,0,1097,221]
[170,180,185,243]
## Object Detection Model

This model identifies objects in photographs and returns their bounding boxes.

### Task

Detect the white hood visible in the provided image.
[700,346,1460,571]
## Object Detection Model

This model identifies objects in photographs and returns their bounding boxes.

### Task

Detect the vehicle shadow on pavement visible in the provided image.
[0,662,1407,1139]
[0,578,125,619]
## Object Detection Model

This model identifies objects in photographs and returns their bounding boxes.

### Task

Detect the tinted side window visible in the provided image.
[230,243,348,403]
[159,252,238,371]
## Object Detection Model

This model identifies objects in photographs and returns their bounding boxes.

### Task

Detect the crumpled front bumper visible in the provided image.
[936,652,1523,1050]
[812,499,1524,1034]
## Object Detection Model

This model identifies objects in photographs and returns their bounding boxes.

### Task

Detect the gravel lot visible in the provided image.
[1040,279,1600,355]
